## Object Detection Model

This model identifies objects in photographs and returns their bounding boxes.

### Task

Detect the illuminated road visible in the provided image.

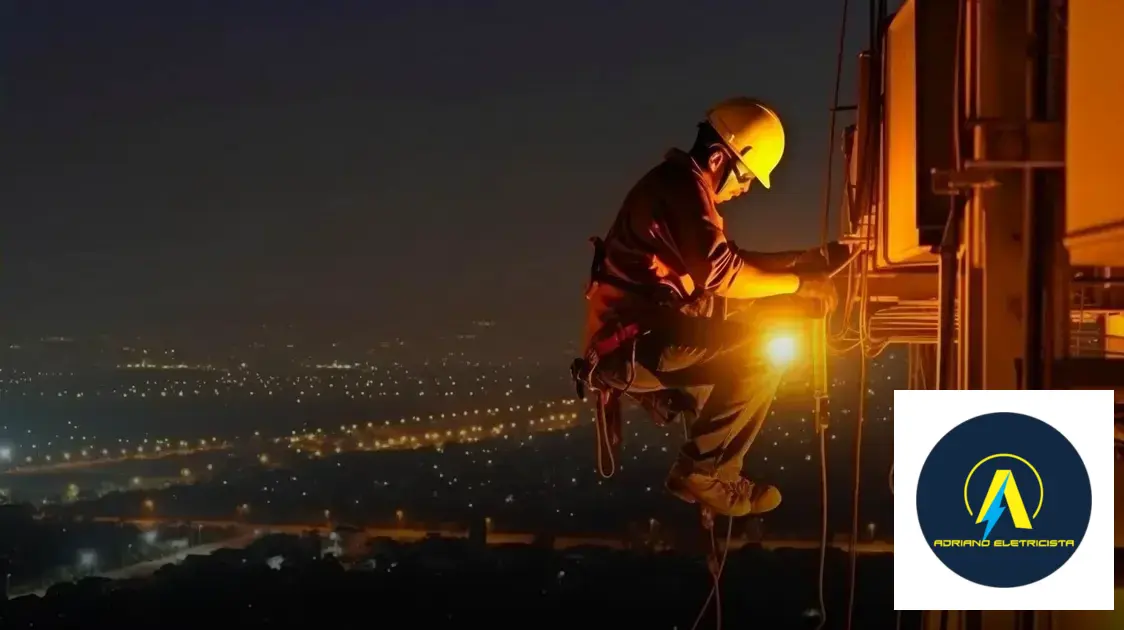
[98,534,259,580]
[0,445,232,476]
[0,400,582,476]
[93,517,895,555]
[12,534,258,598]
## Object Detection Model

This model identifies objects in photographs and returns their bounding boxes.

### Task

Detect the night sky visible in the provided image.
[1,0,881,353]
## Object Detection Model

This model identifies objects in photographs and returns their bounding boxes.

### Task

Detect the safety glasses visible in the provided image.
[728,155,755,185]
[719,142,755,185]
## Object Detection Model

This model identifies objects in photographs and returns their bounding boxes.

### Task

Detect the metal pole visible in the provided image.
[1022,0,1055,389]
[938,205,961,389]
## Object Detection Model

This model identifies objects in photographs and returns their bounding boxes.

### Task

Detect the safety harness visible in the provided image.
[573,234,748,630]
[571,237,696,478]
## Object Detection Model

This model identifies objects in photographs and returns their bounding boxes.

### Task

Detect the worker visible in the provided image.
[577,97,838,518]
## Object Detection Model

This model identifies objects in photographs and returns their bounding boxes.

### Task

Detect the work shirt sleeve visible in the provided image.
[661,178,801,300]
[734,247,806,273]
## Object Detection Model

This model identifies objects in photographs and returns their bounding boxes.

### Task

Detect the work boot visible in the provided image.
[665,463,782,517]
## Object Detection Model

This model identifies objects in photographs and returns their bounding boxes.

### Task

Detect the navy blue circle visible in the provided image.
[915,412,1091,588]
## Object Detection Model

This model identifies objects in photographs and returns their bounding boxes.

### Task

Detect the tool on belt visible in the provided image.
[570,321,640,479]
[571,236,697,478]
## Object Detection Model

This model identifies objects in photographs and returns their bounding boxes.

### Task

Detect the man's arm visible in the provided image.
[661,179,800,300]
[736,242,852,274]
[734,249,805,273]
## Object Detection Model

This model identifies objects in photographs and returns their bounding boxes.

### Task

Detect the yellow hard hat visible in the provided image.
[705,97,786,189]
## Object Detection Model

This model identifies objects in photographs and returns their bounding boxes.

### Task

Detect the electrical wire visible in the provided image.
[812,425,830,630]
[819,0,853,253]
[844,328,867,630]
[814,0,860,625]
[842,204,876,630]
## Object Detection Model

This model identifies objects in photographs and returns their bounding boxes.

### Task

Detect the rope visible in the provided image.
[593,338,639,479]
[691,515,734,630]
[813,425,830,630]
[844,337,867,630]
[594,399,617,479]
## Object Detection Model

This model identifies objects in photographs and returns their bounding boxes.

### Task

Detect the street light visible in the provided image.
[0,447,11,462]
[77,550,97,570]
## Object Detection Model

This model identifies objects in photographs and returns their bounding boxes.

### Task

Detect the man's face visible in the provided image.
[706,149,755,204]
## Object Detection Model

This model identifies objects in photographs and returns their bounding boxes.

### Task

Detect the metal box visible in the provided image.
[879,0,958,267]
[1066,1,1124,267]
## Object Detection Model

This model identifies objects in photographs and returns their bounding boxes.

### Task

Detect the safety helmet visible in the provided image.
[705,97,786,189]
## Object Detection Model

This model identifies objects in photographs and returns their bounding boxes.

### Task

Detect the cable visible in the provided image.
[691,515,734,630]
[813,425,830,630]
[845,347,867,630]
[829,248,864,278]
[819,0,852,252]
[814,0,858,615]
[846,253,871,628]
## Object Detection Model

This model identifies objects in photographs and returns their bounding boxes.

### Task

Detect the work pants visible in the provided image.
[600,312,783,479]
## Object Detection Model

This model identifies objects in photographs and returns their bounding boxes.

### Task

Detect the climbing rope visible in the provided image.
[691,510,734,630]
[813,423,830,630]
[593,338,640,479]
[845,336,868,630]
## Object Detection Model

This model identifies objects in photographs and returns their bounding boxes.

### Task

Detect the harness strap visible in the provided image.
[576,236,695,478]
[585,236,676,303]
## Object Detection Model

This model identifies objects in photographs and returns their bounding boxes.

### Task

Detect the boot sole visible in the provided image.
[666,476,779,517]
[665,477,754,517]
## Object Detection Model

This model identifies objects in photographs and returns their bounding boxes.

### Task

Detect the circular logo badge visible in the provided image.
[915,412,1091,588]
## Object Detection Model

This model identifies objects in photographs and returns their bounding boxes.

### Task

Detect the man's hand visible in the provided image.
[792,242,851,275]
[794,273,838,315]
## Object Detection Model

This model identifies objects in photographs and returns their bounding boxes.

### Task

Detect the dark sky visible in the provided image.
[1,0,879,353]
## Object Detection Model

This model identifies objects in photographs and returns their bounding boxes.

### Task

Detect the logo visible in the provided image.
[916,412,1092,588]
[969,456,1036,541]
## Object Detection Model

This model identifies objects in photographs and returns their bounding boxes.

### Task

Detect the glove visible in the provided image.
[794,273,838,315]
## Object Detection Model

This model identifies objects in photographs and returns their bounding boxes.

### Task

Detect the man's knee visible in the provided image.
[725,359,784,391]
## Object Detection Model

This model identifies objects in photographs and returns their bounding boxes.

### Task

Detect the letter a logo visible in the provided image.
[975,470,1033,540]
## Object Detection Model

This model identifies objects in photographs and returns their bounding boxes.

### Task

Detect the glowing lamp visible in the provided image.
[764,334,798,368]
